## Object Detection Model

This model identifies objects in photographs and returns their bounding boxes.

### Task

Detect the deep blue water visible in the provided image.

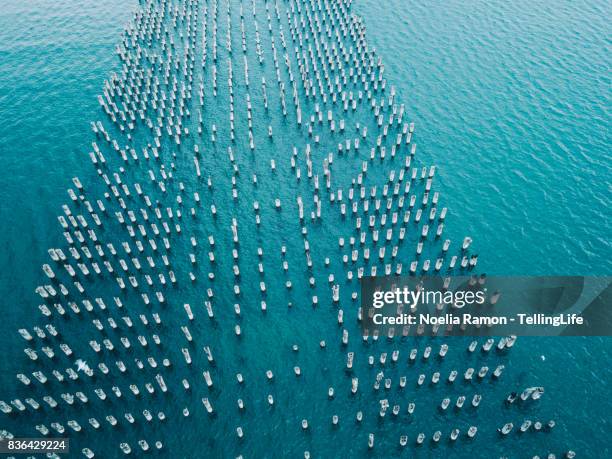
[0,0,609,458]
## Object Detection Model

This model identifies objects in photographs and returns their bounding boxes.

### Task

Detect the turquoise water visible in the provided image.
[0,0,609,458]
[357,0,611,277]
[0,0,137,340]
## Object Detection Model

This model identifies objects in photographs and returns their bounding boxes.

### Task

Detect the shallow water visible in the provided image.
[0,1,609,458]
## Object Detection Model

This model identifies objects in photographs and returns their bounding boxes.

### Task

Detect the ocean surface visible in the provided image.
[356,0,611,277]
[0,0,609,458]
